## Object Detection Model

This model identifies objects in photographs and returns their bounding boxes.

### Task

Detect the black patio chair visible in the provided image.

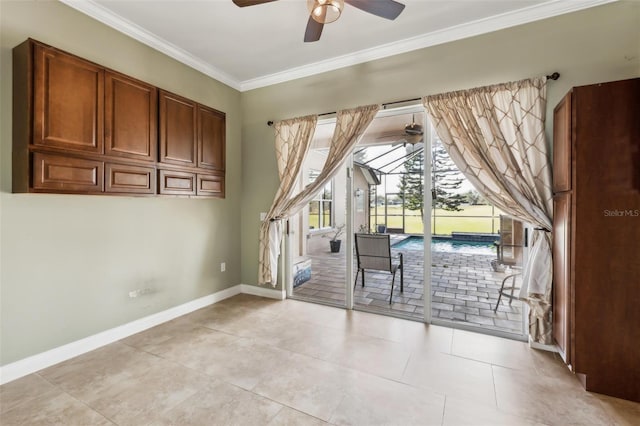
[354,233,403,304]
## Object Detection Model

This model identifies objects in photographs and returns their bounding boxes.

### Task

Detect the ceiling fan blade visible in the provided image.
[304,15,324,42]
[345,0,405,20]
[376,132,406,140]
[232,0,278,7]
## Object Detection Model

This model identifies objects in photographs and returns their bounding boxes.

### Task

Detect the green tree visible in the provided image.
[462,189,485,205]
[398,148,425,219]
[432,139,465,211]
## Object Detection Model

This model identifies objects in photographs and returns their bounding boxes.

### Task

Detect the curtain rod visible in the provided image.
[266,72,560,127]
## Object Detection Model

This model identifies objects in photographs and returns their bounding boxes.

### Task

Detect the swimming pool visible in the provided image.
[393,236,496,256]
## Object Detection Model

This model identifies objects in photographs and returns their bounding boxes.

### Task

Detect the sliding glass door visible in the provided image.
[288,119,350,308]
[350,106,427,320]
[286,106,429,322]
[284,105,526,340]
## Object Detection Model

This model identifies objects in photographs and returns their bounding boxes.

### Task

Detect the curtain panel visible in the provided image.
[258,115,318,286]
[423,77,554,343]
[259,104,380,286]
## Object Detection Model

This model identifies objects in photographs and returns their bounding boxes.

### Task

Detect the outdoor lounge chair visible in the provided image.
[354,233,403,304]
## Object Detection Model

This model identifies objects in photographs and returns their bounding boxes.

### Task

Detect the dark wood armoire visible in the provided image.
[552,78,640,402]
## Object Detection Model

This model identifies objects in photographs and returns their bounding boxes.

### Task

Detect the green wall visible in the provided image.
[0,1,242,364]
[239,1,640,288]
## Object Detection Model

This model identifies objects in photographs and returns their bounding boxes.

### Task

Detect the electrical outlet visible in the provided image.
[221,262,226,272]
[260,212,267,221]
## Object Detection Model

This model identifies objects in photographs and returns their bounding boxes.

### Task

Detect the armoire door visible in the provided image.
[552,192,572,364]
[552,92,572,193]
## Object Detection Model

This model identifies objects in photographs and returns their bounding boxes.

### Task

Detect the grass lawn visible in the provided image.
[371,204,503,235]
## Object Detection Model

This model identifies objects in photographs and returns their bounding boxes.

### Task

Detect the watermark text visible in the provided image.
[603,209,640,217]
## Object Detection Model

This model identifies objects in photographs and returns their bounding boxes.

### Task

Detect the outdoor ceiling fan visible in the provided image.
[232,0,406,42]
[376,114,424,146]
[403,115,424,143]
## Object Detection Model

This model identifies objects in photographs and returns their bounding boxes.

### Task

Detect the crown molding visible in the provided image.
[239,0,617,91]
[58,0,242,90]
[60,0,616,93]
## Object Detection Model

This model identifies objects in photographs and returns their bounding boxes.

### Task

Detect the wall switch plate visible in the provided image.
[221,262,226,272]
[260,212,267,221]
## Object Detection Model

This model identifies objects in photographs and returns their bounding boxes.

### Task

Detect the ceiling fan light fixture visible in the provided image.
[307,0,344,24]
[404,114,424,136]
[404,134,423,145]
[404,123,423,135]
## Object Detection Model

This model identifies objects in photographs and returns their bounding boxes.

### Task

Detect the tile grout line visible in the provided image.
[440,394,447,426]
[116,325,319,423]
[34,372,119,425]
[118,303,343,423]
[325,393,348,425]
[9,295,621,425]
[490,364,499,409]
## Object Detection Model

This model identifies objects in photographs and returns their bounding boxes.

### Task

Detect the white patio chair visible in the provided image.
[354,233,403,304]
[493,273,522,312]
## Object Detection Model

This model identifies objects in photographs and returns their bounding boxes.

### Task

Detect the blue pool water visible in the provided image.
[393,236,496,256]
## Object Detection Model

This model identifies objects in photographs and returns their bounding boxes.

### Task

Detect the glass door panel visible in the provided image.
[352,107,426,320]
[289,120,348,308]
[428,126,526,338]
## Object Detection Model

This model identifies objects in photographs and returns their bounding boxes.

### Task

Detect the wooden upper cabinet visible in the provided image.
[158,169,196,196]
[553,92,572,193]
[33,44,104,154]
[198,105,225,171]
[105,72,157,162]
[14,39,226,198]
[33,152,104,193]
[197,173,225,197]
[159,90,197,167]
[105,163,156,195]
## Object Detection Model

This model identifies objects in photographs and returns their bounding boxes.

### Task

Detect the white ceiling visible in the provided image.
[60,0,615,91]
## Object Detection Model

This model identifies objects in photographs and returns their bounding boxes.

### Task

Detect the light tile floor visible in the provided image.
[293,244,524,335]
[1,295,638,425]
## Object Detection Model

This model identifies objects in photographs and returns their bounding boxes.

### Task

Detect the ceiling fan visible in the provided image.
[403,115,423,144]
[376,114,424,146]
[232,0,406,42]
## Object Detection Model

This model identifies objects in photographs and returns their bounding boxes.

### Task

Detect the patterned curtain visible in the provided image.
[258,116,318,286]
[259,104,380,286]
[423,77,554,344]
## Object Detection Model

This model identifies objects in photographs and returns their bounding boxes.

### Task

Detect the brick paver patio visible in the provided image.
[292,239,524,335]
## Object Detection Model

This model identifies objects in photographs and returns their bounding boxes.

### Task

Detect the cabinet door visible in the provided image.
[33,152,103,193]
[552,192,571,364]
[553,92,572,193]
[158,169,196,195]
[105,163,156,194]
[33,44,104,153]
[105,72,157,161]
[159,90,196,167]
[198,105,225,171]
[197,173,224,197]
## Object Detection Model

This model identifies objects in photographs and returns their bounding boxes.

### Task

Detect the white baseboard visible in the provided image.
[240,283,286,300]
[0,284,243,385]
[529,337,559,352]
